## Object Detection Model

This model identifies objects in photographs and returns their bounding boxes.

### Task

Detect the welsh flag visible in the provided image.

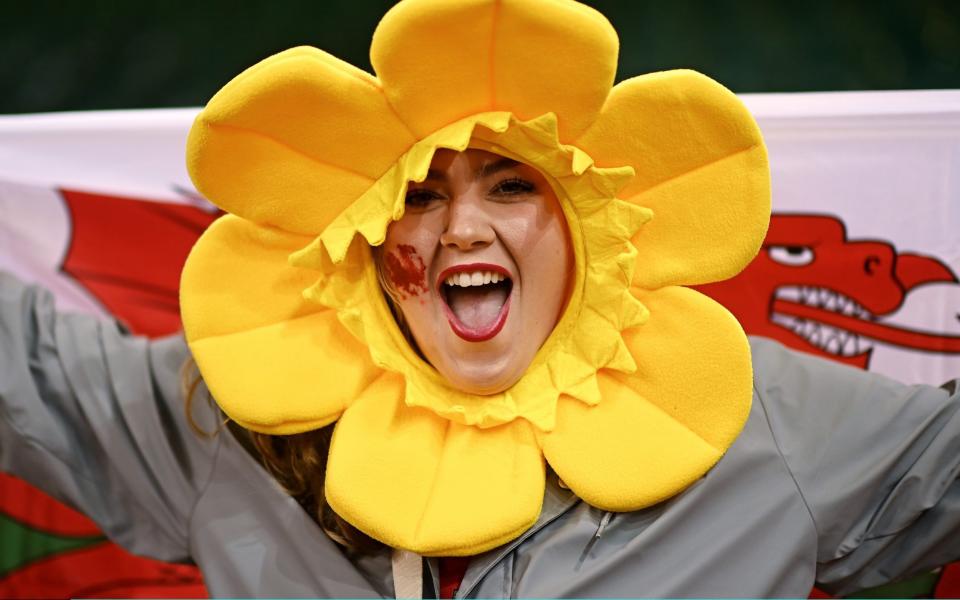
[1,92,959,598]
[0,110,214,598]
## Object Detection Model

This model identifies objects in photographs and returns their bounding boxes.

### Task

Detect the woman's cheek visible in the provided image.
[383,244,429,300]
[491,207,540,254]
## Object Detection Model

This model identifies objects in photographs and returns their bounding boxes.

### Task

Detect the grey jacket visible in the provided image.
[2,271,959,598]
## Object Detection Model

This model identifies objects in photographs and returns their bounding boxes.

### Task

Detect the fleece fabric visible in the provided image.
[180,0,771,555]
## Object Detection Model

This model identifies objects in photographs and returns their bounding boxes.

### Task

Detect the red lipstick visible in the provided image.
[437,263,513,343]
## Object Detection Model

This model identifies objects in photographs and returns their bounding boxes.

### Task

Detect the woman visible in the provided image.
[3,0,959,597]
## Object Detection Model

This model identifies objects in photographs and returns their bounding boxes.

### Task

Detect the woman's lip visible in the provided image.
[436,262,512,291]
[437,262,513,342]
[442,294,512,342]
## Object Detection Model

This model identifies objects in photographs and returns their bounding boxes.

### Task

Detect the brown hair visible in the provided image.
[181,358,382,554]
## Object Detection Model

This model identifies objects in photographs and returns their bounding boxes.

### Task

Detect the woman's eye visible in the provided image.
[405,188,443,208]
[490,177,536,197]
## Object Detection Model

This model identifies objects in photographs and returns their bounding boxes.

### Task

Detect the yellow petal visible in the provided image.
[542,376,721,512]
[326,373,545,556]
[371,0,618,140]
[622,286,753,450]
[181,215,381,433]
[187,46,417,235]
[577,70,771,288]
[541,286,752,511]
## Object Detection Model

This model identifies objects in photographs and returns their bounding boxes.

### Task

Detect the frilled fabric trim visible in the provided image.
[290,112,651,431]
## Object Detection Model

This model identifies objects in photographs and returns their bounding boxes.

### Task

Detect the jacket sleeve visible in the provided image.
[750,337,960,595]
[0,271,221,562]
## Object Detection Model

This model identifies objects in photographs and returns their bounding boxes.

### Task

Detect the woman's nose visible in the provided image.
[440,194,495,251]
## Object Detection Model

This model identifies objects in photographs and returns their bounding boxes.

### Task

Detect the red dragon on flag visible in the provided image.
[697,214,960,369]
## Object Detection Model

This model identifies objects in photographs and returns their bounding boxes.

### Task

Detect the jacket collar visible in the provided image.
[455,472,580,598]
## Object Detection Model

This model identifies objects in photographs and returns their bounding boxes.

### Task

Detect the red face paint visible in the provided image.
[384,244,428,299]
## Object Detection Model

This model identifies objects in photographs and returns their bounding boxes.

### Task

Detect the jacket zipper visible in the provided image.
[457,495,581,598]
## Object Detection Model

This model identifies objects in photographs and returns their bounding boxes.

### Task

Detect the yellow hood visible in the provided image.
[180,0,770,556]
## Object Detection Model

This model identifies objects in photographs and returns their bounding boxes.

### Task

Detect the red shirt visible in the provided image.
[438,557,471,599]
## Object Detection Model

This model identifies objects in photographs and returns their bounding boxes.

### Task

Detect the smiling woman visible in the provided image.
[3,0,958,599]
[377,149,572,395]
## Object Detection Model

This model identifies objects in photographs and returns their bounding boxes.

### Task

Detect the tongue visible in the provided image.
[446,284,509,329]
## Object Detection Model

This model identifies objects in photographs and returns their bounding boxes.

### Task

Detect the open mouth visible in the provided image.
[770,285,875,358]
[439,264,513,342]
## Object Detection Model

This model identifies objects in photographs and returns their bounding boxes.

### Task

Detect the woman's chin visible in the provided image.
[414,300,534,395]
[445,375,516,396]
[437,355,524,396]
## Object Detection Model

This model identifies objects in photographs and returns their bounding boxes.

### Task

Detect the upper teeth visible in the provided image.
[445,271,505,287]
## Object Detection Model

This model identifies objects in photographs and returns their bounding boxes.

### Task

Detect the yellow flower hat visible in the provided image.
[180,0,771,556]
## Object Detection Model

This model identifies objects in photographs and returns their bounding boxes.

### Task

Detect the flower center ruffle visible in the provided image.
[290,112,651,432]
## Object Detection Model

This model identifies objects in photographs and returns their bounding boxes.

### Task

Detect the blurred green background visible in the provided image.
[2,0,959,114]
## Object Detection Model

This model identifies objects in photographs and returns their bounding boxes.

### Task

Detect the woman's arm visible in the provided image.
[0,271,220,562]
[751,336,960,595]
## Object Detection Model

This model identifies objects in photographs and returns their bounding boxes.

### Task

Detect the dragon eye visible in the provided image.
[768,245,814,266]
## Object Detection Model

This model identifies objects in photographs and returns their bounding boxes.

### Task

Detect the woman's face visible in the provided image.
[380,148,573,394]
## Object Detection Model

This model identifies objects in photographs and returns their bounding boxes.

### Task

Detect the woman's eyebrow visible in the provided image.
[477,158,519,180]
[422,157,520,183]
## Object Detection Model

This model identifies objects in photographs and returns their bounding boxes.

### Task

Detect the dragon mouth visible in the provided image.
[771,284,960,354]
[770,286,875,357]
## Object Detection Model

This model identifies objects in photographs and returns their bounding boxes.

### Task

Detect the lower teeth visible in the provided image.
[771,313,871,357]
